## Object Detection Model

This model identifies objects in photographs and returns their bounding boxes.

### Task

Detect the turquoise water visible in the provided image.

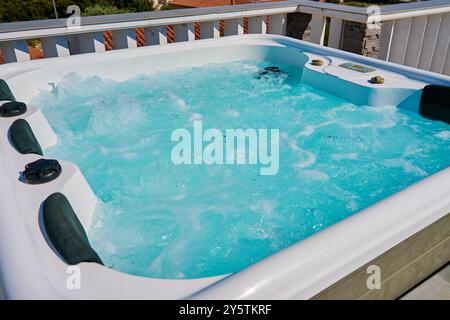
[33,61,450,279]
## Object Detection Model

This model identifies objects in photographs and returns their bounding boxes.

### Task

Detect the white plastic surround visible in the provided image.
[0,35,449,299]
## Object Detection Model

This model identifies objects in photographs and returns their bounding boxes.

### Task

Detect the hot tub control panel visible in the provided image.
[339,62,376,73]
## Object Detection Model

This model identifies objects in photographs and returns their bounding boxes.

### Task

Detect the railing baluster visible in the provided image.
[113,29,137,49]
[403,16,427,68]
[41,36,70,58]
[223,18,244,36]
[388,18,411,65]
[144,26,167,46]
[309,14,326,45]
[77,32,106,54]
[173,23,195,42]
[430,12,450,74]
[379,20,394,61]
[417,14,442,71]
[268,14,286,35]
[66,35,80,55]
[200,21,220,39]
[328,18,343,49]
[248,16,267,34]
[0,40,30,63]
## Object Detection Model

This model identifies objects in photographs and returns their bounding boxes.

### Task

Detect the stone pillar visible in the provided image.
[341,21,380,58]
[286,12,380,59]
[286,12,312,42]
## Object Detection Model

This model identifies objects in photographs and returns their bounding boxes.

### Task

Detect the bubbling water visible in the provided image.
[33,61,450,279]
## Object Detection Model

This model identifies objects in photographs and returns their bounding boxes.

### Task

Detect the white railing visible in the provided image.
[0,1,301,61]
[378,0,450,75]
[0,0,449,75]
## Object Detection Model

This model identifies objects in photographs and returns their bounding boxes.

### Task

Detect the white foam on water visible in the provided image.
[34,60,450,279]
[435,130,450,140]
[168,93,188,111]
[189,112,203,122]
[250,199,277,215]
[384,158,428,177]
[330,153,359,160]
[295,121,334,138]
[225,110,240,118]
[296,169,330,181]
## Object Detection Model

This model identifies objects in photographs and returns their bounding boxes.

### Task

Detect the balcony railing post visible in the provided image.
[200,21,220,39]
[66,35,81,55]
[268,14,287,35]
[223,18,244,36]
[173,23,195,42]
[248,16,267,34]
[112,29,138,49]
[0,40,30,63]
[309,14,326,45]
[328,18,343,49]
[144,26,167,45]
[41,36,71,58]
[76,32,106,54]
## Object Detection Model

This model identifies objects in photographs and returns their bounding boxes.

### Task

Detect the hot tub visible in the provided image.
[0,34,449,299]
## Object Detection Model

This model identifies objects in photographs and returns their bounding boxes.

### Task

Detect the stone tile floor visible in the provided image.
[401,264,450,300]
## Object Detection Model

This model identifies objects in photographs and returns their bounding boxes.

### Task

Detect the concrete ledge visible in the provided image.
[313,213,450,300]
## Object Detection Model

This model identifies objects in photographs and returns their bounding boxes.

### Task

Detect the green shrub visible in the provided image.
[83,4,126,16]
[0,0,155,22]
[160,4,177,10]
[344,1,370,7]
[115,0,154,12]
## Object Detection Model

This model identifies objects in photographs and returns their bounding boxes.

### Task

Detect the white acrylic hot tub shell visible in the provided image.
[0,35,449,299]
